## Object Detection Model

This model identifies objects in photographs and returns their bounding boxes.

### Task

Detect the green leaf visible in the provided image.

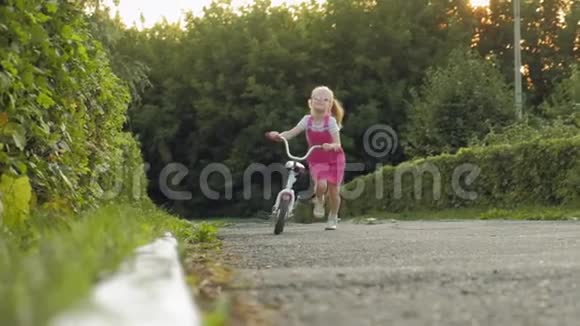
[36,92,55,109]
[61,25,73,39]
[22,69,34,86]
[0,60,17,75]
[0,151,8,164]
[0,72,11,90]
[36,13,51,23]
[14,0,25,10]
[3,123,27,150]
[58,168,73,190]
[30,25,47,44]
[13,161,28,174]
[12,128,27,150]
[46,1,58,14]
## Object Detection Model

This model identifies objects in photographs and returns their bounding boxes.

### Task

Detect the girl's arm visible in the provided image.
[327,131,342,151]
[280,126,304,140]
[267,117,306,142]
[323,130,342,151]
[323,118,342,151]
[266,126,304,142]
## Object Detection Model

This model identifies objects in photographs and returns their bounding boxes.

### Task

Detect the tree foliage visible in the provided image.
[473,0,579,107]
[100,0,580,217]
[110,0,486,216]
[541,64,580,126]
[405,48,515,157]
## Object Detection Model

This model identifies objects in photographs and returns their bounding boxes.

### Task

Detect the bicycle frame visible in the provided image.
[271,137,322,219]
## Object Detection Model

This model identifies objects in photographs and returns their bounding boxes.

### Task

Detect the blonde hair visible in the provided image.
[331,99,345,127]
[312,86,345,127]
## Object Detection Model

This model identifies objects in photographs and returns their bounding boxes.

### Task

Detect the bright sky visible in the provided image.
[108,0,320,28]
[470,0,490,7]
[109,0,490,28]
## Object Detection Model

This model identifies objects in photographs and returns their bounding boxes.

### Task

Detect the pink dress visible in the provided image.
[305,115,346,185]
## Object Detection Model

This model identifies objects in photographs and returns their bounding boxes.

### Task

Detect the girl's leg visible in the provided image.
[313,179,327,218]
[327,183,340,217]
[315,179,328,201]
[325,183,340,230]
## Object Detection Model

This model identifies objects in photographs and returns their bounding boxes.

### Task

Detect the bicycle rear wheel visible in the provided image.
[274,198,290,235]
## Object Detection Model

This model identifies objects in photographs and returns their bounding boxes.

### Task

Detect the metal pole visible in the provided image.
[514,0,523,120]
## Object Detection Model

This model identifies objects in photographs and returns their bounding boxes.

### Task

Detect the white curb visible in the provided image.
[51,232,201,326]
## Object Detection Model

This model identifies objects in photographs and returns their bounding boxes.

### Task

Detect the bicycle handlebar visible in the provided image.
[280,137,322,161]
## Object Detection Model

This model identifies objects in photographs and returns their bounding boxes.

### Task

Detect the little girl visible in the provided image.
[266,86,346,230]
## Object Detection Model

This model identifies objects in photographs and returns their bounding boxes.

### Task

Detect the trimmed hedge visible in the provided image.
[0,1,151,230]
[338,136,580,217]
[0,0,141,216]
[295,135,580,222]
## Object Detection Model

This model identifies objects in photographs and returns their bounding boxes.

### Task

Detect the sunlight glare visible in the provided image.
[108,0,322,28]
[470,0,490,8]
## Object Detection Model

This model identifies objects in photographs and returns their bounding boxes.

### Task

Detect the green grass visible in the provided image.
[202,296,231,326]
[349,205,580,223]
[0,202,215,326]
[478,206,580,221]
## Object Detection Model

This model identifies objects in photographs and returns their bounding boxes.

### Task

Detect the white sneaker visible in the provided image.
[325,215,337,230]
[313,197,325,218]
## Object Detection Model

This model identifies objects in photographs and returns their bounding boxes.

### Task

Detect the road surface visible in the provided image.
[221,220,580,326]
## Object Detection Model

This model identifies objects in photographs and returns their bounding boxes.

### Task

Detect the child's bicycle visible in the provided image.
[267,135,322,235]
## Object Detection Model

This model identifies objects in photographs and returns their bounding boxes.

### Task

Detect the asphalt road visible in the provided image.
[221,220,580,326]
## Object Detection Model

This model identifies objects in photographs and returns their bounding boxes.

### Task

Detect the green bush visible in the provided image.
[404,48,514,157]
[88,132,148,204]
[0,0,135,216]
[0,174,31,228]
[342,136,580,217]
[470,117,580,147]
[541,64,579,126]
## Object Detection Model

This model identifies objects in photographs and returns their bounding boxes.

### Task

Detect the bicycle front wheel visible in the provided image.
[274,197,290,235]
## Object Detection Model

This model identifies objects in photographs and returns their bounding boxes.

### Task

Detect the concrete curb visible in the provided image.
[51,232,201,326]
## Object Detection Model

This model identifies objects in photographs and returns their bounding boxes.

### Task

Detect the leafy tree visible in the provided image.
[473,0,579,109]
[100,0,578,217]
[405,48,514,157]
[541,64,580,126]
[111,0,479,217]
